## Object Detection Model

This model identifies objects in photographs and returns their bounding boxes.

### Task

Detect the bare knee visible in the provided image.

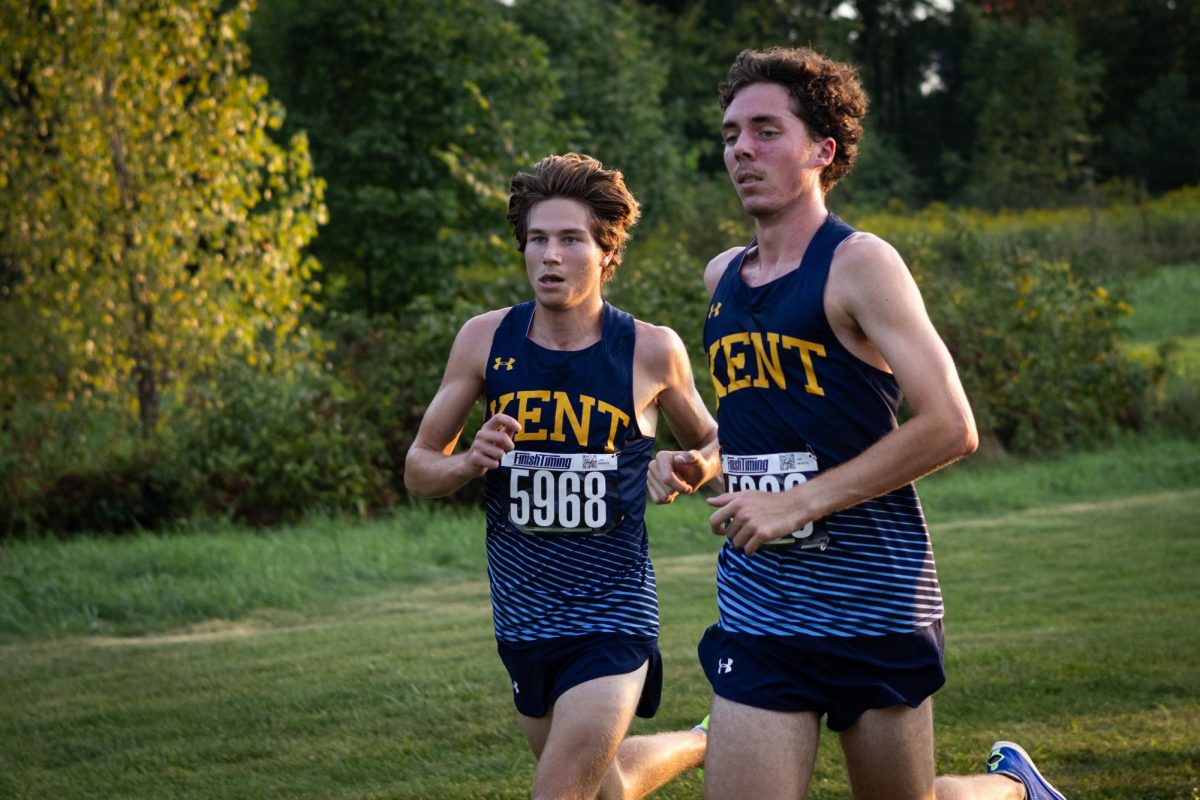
[595,759,634,800]
[532,743,620,800]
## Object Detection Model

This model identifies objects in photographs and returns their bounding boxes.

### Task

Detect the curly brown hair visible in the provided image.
[507,153,640,283]
[719,48,868,192]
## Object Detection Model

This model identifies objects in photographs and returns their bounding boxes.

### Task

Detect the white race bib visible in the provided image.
[501,450,620,535]
[721,451,829,550]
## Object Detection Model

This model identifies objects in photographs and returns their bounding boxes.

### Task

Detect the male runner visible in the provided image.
[651,48,1067,800]
[406,153,716,800]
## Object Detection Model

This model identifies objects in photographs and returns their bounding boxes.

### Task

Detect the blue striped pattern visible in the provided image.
[704,214,945,638]
[483,302,658,643]
[485,495,659,641]
[715,488,942,636]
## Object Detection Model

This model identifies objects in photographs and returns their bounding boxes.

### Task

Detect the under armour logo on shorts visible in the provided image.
[513,680,519,694]
[717,657,734,674]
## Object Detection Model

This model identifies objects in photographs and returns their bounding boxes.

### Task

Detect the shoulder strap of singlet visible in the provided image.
[715,240,754,295]
[716,213,856,290]
[797,213,856,275]
[493,301,535,345]
[601,301,636,363]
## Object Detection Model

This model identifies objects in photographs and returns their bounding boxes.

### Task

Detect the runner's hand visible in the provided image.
[649,450,705,504]
[464,414,521,476]
[707,491,804,555]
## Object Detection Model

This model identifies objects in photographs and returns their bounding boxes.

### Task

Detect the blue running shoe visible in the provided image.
[987,741,1066,800]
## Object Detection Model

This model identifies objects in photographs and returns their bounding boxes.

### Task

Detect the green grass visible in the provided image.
[0,505,484,642]
[1121,262,1200,344]
[2,439,1199,799]
[917,431,1200,519]
[3,262,1199,798]
[1121,260,1200,385]
[1120,262,1200,436]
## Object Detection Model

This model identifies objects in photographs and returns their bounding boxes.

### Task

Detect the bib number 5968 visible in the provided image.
[509,468,607,530]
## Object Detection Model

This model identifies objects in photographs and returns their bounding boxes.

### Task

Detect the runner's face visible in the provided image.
[525,198,609,311]
[722,82,827,216]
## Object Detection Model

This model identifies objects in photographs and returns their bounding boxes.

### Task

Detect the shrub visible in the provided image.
[37,448,188,534]
[173,360,394,526]
[0,400,192,536]
[855,187,1200,278]
[319,288,521,504]
[918,247,1155,454]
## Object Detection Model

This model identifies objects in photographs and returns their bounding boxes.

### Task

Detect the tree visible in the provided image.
[0,0,324,436]
[248,0,561,317]
[634,0,853,176]
[1066,0,1200,190]
[963,0,1200,193]
[508,0,693,224]
[1107,71,1200,193]
[959,14,1099,207]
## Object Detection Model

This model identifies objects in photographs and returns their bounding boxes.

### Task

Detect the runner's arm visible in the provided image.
[639,326,721,505]
[404,311,521,498]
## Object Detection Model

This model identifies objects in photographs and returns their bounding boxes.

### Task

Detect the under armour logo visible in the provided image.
[707,302,722,319]
[493,357,516,371]
[717,657,734,674]
[513,680,519,694]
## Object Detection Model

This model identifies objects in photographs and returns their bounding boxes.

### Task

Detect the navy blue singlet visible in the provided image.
[483,301,658,643]
[703,213,944,638]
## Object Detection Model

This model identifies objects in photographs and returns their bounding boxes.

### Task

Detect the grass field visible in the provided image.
[2,436,1199,799]
[3,262,1199,799]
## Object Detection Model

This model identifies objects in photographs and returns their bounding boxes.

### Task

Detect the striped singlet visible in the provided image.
[703,213,944,638]
[483,301,658,643]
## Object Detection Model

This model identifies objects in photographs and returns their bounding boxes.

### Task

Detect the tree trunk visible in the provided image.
[99,63,159,437]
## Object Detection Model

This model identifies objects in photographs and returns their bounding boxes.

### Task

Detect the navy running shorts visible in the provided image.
[698,620,945,732]
[498,633,663,719]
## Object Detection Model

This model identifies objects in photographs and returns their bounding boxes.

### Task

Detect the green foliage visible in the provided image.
[1071,0,1200,190]
[855,187,1200,277]
[173,360,393,526]
[0,0,325,435]
[959,15,1100,207]
[921,250,1151,454]
[36,447,187,536]
[851,196,1200,454]
[0,400,186,536]
[507,0,692,224]
[248,0,559,315]
[835,129,924,210]
[0,362,397,535]
[1121,262,1200,437]
[0,0,344,535]
[319,301,490,502]
[1104,70,1200,194]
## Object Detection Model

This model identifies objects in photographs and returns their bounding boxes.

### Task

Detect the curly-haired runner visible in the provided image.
[407,153,715,799]
[649,48,1067,799]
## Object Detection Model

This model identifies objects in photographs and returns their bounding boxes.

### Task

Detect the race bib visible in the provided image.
[501,450,621,535]
[721,451,829,550]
